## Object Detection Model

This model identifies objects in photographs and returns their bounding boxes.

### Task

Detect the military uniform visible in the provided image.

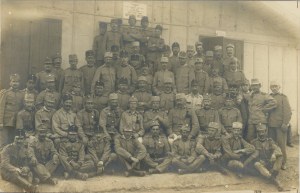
[91,63,116,96]
[144,109,170,134]
[212,58,225,77]
[185,93,203,111]
[195,108,219,134]
[93,94,108,112]
[93,22,107,66]
[70,92,84,113]
[116,62,137,94]
[208,76,228,94]
[16,108,35,137]
[224,70,246,88]
[133,90,152,105]
[117,91,130,110]
[103,21,123,52]
[168,55,180,73]
[129,54,146,76]
[35,106,56,133]
[194,69,209,95]
[80,64,97,96]
[153,69,176,95]
[122,25,140,54]
[99,106,123,137]
[160,92,175,112]
[59,68,84,94]
[120,110,144,137]
[36,89,61,110]
[76,108,99,139]
[175,65,195,94]
[219,107,242,133]
[146,36,165,73]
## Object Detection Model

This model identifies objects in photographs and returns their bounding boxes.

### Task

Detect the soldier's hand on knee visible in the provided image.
[15,168,22,174]
[97,161,104,167]
[270,154,276,162]
[130,156,139,163]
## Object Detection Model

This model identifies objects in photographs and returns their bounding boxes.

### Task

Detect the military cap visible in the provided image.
[118,77,128,85]
[160,57,169,63]
[137,102,146,108]
[44,92,56,103]
[150,120,160,128]
[129,95,138,103]
[206,51,214,57]
[44,57,53,64]
[27,74,37,82]
[99,22,107,28]
[172,42,180,48]
[138,76,147,82]
[155,24,163,31]
[52,53,62,60]
[10,73,20,81]
[130,54,140,61]
[62,93,73,102]
[151,96,160,102]
[129,14,136,20]
[214,45,222,51]
[24,93,35,102]
[180,125,190,132]
[195,58,204,64]
[68,125,78,134]
[251,78,261,85]
[111,18,119,24]
[111,45,120,52]
[195,41,203,47]
[208,122,219,130]
[187,45,194,51]
[15,129,26,138]
[69,54,78,61]
[85,50,95,57]
[179,51,187,58]
[104,52,113,58]
[256,123,267,132]
[95,80,104,87]
[191,80,199,86]
[242,79,250,85]
[203,93,212,101]
[132,41,140,47]
[175,93,186,100]
[141,16,149,22]
[270,80,280,86]
[108,93,118,100]
[84,95,94,103]
[232,122,243,129]
[164,77,173,84]
[229,57,238,64]
[120,50,129,58]
[226,44,235,49]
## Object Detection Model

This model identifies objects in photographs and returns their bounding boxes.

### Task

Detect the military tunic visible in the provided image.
[185,93,203,111]
[222,135,255,160]
[143,109,169,134]
[80,65,97,95]
[116,65,137,94]
[103,30,123,52]
[175,65,195,94]
[146,37,165,73]
[219,107,242,132]
[224,70,246,88]
[93,33,106,62]
[36,89,61,110]
[195,108,219,133]
[53,68,64,91]
[211,94,226,110]
[77,109,99,138]
[99,106,123,135]
[194,70,210,95]
[59,68,84,94]
[16,109,35,136]
[119,110,144,137]
[91,64,116,96]
[208,76,228,93]
[93,94,108,113]
[196,135,222,158]
[35,107,55,133]
[70,93,84,113]
[117,92,130,110]
[152,70,176,95]
[129,54,146,76]
[160,92,175,112]
[133,90,152,105]
[168,55,180,73]
[36,71,58,92]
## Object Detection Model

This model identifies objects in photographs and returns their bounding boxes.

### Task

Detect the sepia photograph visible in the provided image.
[0,0,299,192]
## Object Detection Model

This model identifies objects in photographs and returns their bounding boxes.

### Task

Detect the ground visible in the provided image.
[0,138,298,193]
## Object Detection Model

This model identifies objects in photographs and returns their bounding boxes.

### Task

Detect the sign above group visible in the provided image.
[123,1,147,20]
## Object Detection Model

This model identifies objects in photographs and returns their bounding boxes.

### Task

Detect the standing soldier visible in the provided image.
[168,93,199,143]
[221,122,256,176]
[223,44,236,73]
[251,124,284,191]
[114,126,149,177]
[175,51,195,94]
[111,45,121,69]
[185,80,203,111]
[160,78,176,112]
[129,42,146,76]
[36,74,61,110]
[143,120,172,174]
[80,50,97,95]
[69,83,84,113]
[209,67,228,93]
[52,94,87,146]
[93,22,107,67]
[59,125,94,180]
[211,81,226,110]
[0,74,24,147]
[31,128,59,181]
[122,15,140,54]
[119,96,144,141]
[169,42,180,73]
[116,78,131,110]
[59,54,84,94]
[195,122,228,174]
[224,57,246,88]
[239,79,251,138]
[195,94,220,135]
[203,51,214,75]
[268,81,292,170]
[193,41,205,60]
[116,50,137,94]
[91,52,116,96]
[144,96,170,135]
[92,81,108,113]
[99,93,124,140]
[146,25,165,73]
[212,45,225,76]
[133,76,152,105]
[194,58,209,95]
[246,78,277,142]
[36,57,57,92]
[16,93,36,142]
[186,45,196,67]
[1,130,38,192]
[76,96,99,141]
[21,75,38,101]
[139,16,152,56]
[153,57,176,95]
[219,95,242,134]
[103,19,123,52]
[171,125,204,174]
[52,53,64,91]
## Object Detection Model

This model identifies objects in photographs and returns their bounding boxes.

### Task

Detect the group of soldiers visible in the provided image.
[0,15,294,192]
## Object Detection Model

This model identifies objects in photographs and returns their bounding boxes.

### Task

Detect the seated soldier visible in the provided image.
[116,77,131,110]
[115,127,151,177]
[143,96,170,135]
[59,125,94,180]
[69,83,84,113]
[77,96,99,142]
[144,120,172,174]
[86,127,117,176]
[16,93,36,143]
[92,80,108,113]
[195,122,228,174]
[160,77,176,112]
[251,124,284,191]
[120,96,144,142]
[221,122,256,176]
[171,125,204,174]
[30,128,59,183]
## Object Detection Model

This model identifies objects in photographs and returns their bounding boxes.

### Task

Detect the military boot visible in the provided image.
[15,176,38,193]
[131,169,146,177]
[254,162,271,178]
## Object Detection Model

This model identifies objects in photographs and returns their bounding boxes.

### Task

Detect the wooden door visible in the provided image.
[1,18,62,89]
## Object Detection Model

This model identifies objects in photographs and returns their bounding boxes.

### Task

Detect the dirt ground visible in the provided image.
[0,138,298,193]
